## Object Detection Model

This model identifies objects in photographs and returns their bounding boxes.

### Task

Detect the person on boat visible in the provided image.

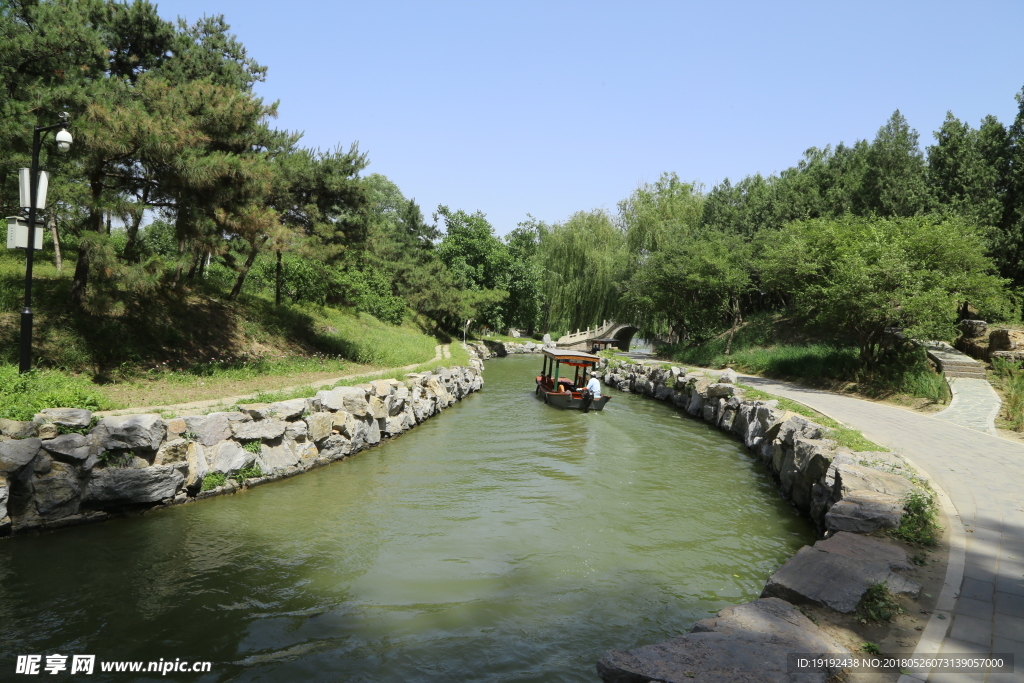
[585,371,602,399]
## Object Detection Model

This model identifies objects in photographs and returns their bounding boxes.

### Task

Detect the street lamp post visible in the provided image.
[19,112,72,373]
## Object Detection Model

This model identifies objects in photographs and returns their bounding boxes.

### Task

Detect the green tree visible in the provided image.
[759,215,1011,368]
[862,110,930,217]
[434,206,511,330]
[537,209,624,334]
[621,228,751,346]
[927,112,1007,230]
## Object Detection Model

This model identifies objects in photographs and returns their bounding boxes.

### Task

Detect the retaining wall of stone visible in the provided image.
[0,351,487,536]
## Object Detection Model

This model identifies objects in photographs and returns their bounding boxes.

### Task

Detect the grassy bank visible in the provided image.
[663,313,950,405]
[991,357,1024,431]
[0,250,448,419]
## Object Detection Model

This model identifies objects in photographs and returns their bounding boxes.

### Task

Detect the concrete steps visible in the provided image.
[924,341,988,379]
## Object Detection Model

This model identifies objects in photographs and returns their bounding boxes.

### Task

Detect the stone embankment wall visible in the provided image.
[0,353,486,536]
[956,320,1024,364]
[594,359,931,681]
[481,339,550,356]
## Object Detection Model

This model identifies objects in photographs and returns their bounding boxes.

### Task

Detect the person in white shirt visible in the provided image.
[586,372,602,399]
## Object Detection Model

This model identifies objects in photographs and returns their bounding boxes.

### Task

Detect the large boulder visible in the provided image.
[35,408,93,429]
[761,534,921,613]
[597,598,848,682]
[208,441,256,475]
[154,438,190,466]
[32,462,80,519]
[833,462,918,499]
[0,438,42,475]
[266,398,307,421]
[0,419,36,439]
[825,489,903,533]
[183,412,250,447]
[706,382,735,398]
[185,443,209,488]
[256,443,300,474]
[41,434,91,464]
[316,387,370,416]
[95,415,166,452]
[84,465,184,505]
[319,434,352,460]
[990,328,1024,352]
[230,419,287,442]
[305,413,334,444]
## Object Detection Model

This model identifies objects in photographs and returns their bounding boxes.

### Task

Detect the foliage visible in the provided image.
[857,582,904,623]
[758,215,1011,367]
[434,205,511,330]
[622,227,751,343]
[98,451,134,468]
[992,356,1024,431]
[888,489,941,546]
[233,463,262,484]
[200,472,226,491]
[537,210,624,333]
[241,440,261,454]
[0,365,108,420]
[619,172,704,255]
[861,642,880,655]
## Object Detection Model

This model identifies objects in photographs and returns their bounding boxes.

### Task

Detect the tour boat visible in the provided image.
[535,349,611,411]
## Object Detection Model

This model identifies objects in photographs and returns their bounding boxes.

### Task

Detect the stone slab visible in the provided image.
[597,598,848,682]
[761,545,921,613]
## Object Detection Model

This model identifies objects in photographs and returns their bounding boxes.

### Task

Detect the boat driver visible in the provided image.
[585,371,602,399]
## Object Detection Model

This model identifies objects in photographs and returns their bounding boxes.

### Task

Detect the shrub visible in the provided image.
[888,489,941,546]
[233,463,262,484]
[200,472,226,491]
[857,581,903,623]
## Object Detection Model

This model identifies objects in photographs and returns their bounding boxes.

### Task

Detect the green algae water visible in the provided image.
[0,356,814,681]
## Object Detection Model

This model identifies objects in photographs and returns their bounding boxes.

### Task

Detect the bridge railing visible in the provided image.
[556,320,619,345]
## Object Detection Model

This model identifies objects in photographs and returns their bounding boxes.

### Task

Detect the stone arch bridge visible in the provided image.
[556,320,638,351]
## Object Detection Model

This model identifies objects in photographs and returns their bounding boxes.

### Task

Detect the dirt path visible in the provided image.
[95,344,446,418]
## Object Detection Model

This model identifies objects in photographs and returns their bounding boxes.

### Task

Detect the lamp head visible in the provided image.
[55,128,72,152]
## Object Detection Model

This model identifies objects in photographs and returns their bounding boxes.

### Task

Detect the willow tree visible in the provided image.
[618,172,704,256]
[538,209,624,335]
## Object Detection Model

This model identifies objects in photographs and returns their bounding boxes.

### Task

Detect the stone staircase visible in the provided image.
[923,341,987,379]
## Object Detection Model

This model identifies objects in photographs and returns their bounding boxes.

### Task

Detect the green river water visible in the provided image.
[0,355,814,681]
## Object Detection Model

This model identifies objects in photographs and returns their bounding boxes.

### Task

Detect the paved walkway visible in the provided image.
[742,376,1024,683]
[937,378,1003,436]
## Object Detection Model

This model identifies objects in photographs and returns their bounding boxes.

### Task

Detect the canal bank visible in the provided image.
[591,357,955,682]
[0,353,818,681]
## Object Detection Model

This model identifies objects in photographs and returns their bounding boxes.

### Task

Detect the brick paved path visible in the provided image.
[743,376,1024,683]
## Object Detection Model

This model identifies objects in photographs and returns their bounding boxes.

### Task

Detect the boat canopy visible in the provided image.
[541,349,601,366]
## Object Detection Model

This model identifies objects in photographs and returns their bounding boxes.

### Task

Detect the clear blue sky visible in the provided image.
[157,0,1024,235]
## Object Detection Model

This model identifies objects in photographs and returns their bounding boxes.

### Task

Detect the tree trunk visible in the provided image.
[724,295,741,356]
[123,209,145,262]
[228,238,266,301]
[275,249,282,305]
[70,251,90,304]
[71,175,105,306]
[50,214,62,272]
